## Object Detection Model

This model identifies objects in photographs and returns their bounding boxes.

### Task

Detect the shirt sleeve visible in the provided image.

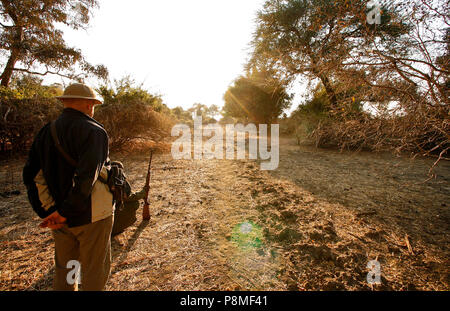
[23,129,57,218]
[57,127,109,219]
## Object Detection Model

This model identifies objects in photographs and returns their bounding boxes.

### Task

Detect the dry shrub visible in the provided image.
[0,97,176,156]
[94,101,175,149]
[311,112,449,160]
[0,98,63,155]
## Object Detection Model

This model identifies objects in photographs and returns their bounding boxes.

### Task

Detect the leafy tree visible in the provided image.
[223,69,291,124]
[0,74,63,154]
[295,85,330,118]
[207,104,220,119]
[172,106,192,122]
[218,114,236,125]
[188,103,208,118]
[0,0,108,87]
[248,0,448,160]
[248,0,410,109]
[435,27,449,104]
[97,76,168,113]
[294,83,363,121]
[188,103,219,123]
[95,77,174,147]
[0,74,62,99]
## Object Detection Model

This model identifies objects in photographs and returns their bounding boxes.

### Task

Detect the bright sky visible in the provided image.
[51,0,268,111]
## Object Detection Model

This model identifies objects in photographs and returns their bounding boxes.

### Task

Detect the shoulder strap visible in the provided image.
[50,121,78,167]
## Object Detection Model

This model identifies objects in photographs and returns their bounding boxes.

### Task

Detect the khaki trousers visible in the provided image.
[51,216,113,291]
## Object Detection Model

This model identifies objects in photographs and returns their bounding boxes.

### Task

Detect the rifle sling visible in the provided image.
[51,121,78,167]
[50,121,108,184]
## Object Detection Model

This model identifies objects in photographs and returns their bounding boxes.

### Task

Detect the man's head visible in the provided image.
[56,83,102,118]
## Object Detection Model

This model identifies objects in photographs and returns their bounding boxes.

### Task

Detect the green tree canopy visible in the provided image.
[0,73,62,99]
[248,0,411,109]
[97,76,168,113]
[0,0,108,87]
[188,103,219,124]
[223,69,292,124]
[172,106,193,122]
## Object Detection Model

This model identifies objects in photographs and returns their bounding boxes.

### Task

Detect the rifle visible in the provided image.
[142,150,154,221]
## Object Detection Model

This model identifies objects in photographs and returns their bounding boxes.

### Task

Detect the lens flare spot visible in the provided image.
[240,222,253,234]
[231,221,264,250]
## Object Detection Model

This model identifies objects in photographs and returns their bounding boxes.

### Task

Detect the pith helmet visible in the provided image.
[56,83,102,105]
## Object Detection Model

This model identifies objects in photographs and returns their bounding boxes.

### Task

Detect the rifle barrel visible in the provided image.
[142,150,153,220]
[144,150,153,204]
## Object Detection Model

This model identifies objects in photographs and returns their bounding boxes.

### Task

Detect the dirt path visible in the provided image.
[107,154,287,290]
[0,138,449,290]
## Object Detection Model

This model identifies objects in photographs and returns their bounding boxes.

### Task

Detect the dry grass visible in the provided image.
[0,137,449,291]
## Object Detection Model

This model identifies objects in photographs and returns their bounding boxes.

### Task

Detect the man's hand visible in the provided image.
[40,211,67,230]
[126,187,148,201]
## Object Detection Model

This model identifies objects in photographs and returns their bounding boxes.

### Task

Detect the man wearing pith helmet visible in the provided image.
[23,83,114,291]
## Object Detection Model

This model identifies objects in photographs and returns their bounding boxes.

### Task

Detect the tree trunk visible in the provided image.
[0,50,19,87]
[309,56,338,109]
[319,75,338,109]
[0,24,23,88]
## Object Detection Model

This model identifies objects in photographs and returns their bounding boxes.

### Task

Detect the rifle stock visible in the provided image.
[142,150,154,221]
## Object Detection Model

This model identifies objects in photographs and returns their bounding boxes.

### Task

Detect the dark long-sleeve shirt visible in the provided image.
[23,108,110,228]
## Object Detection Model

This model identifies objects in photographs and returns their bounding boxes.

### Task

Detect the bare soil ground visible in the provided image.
[0,137,449,291]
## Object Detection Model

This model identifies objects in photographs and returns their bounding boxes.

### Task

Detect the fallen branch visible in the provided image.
[405,234,415,255]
